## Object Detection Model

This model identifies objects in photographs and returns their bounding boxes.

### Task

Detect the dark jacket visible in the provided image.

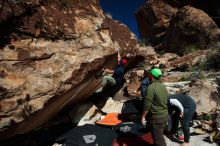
[112,61,125,86]
[141,77,150,97]
[167,94,196,114]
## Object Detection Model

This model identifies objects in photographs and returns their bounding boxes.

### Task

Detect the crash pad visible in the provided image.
[56,124,117,146]
[96,113,122,126]
[112,123,154,146]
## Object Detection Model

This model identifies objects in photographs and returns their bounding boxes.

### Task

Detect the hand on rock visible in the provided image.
[141,118,147,126]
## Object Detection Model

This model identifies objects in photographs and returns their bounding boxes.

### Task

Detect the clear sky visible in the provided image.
[100,0,145,40]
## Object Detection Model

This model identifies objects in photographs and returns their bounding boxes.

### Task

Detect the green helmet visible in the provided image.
[150,68,162,78]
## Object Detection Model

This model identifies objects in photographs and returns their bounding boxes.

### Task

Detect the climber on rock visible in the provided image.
[140,68,151,98]
[96,51,127,93]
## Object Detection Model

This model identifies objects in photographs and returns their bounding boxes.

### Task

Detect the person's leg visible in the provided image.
[170,112,180,134]
[181,117,190,143]
[151,116,168,146]
[102,75,116,86]
[96,76,116,92]
[181,104,196,143]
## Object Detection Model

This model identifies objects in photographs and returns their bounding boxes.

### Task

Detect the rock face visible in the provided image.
[136,46,210,72]
[0,0,137,139]
[135,0,177,45]
[164,50,211,71]
[136,0,220,54]
[126,69,143,97]
[137,46,157,58]
[188,80,218,115]
[167,0,220,28]
[166,6,220,54]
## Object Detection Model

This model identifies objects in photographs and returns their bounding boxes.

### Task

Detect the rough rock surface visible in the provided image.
[137,46,157,58]
[135,0,177,45]
[0,0,137,139]
[187,79,218,115]
[136,46,158,70]
[164,50,211,71]
[126,70,143,97]
[0,0,43,23]
[136,0,220,54]
[166,6,220,54]
[135,46,210,72]
[162,72,189,82]
[164,81,190,94]
[167,0,220,27]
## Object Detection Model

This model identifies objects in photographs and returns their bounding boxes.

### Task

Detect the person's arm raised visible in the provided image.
[117,50,121,62]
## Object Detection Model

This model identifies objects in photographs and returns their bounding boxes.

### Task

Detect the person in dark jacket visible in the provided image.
[96,51,127,93]
[141,68,168,146]
[167,94,197,146]
[140,69,150,98]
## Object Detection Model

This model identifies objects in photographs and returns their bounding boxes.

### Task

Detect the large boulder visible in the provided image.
[136,0,220,54]
[135,0,177,45]
[165,6,220,54]
[0,0,137,139]
[137,46,157,58]
[187,79,218,115]
[165,0,220,28]
[0,0,43,22]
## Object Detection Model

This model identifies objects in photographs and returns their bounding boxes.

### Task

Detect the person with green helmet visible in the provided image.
[141,68,168,146]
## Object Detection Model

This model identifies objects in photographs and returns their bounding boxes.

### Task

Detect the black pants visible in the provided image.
[151,116,168,146]
[171,102,196,143]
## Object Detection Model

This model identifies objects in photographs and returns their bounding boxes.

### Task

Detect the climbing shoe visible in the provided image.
[173,131,184,142]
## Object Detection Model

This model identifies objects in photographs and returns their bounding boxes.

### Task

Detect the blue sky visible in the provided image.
[100,0,145,40]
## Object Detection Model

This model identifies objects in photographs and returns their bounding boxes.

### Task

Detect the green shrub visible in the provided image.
[203,114,213,121]
[204,42,220,70]
[206,53,220,69]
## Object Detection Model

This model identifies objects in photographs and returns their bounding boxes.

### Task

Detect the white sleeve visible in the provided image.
[170,99,184,113]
